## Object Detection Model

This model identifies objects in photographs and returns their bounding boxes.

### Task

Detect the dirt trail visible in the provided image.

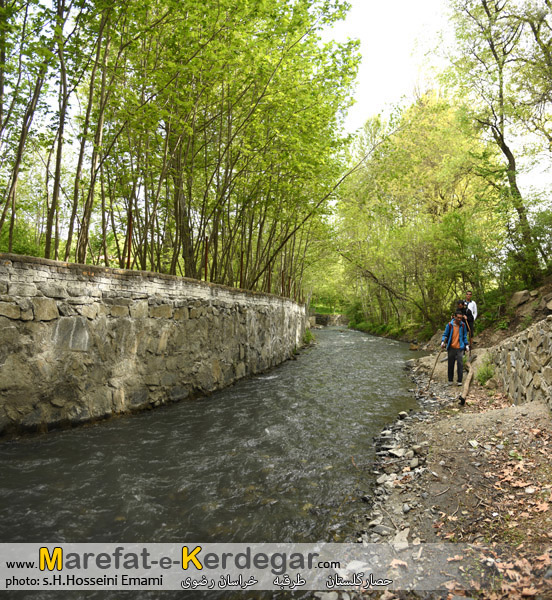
[347,354,552,600]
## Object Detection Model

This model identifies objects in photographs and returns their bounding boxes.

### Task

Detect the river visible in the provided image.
[0,327,421,548]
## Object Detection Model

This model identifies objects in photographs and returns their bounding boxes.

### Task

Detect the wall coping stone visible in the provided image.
[0,253,303,306]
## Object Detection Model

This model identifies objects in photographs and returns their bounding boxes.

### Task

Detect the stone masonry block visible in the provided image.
[0,301,20,319]
[9,282,37,296]
[110,305,130,317]
[149,305,173,318]
[53,317,90,352]
[542,366,552,387]
[130,300,149,318]
[78,304,99,320]
[174,307,189,320]
[67,284,101,298]
[37,282,67,298]
[33,298,59,321]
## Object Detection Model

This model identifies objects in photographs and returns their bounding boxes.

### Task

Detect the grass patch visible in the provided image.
[350,320,404,338]
[520,314,533,329]
[476,353,495,386]
[495,317,510,330]
[302,329,315,345]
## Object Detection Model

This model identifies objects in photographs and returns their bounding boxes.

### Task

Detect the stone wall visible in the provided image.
[0,254,306,436]
[313,313,349,327]
[491,315,552,409]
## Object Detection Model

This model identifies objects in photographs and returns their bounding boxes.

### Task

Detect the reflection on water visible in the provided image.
[0,328,419,546]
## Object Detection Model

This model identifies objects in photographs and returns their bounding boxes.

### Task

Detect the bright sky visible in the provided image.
[322,1,551,196]
[323,0,452,133]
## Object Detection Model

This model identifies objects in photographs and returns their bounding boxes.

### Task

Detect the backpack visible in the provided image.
[445,320,466,346]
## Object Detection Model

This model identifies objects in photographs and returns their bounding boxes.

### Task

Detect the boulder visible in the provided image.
[509,290,530,309]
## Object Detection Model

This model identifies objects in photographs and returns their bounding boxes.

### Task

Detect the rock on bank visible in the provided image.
[0,254,307,436]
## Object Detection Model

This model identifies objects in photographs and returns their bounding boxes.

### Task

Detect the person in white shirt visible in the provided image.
[465,290,477,344]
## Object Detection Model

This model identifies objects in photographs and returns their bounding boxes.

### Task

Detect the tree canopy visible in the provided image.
[0,0,359,299]
[305,0,552,338]
[3,0,550,332]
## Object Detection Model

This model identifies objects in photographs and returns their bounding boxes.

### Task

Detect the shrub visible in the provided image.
[495,318,510,330]
[476,353,495,386]
[302,329,315,345]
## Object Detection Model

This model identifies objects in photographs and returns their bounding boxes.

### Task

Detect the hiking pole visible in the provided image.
[424,347,443,393]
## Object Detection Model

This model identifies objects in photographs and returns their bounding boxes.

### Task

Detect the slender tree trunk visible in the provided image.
[45,0,68,259]
[76,20,111,264]
[491,126,542,285]
[65,13,109,261]
[0,67,49,236]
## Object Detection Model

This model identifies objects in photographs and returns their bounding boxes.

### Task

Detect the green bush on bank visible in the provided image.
[309,304,339,315]
[476,353,495,386]
[302,329,315,345]
[350,320,404,338]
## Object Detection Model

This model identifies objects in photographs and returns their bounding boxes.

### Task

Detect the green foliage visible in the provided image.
[344,299,365,328]
[532,209,552,273]
[350,320,403,338]
[327,4,552,339]
[334,94,504,337]
[476,353,495,386]
[0,0,360,300]
[521,314,533,330]
[309,304,338,315]
[495,318,510,331]
[444,0,548,287]
[302,329,315,345]
[508,449,524,461]
[0,219,42,256]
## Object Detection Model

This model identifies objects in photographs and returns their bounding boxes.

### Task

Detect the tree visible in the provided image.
[515,1,552,150]
[447,0,545,286]
[335,94,505,333]
[0,0,359,304]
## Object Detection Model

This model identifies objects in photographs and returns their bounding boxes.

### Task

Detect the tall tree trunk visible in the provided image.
[492,126,542,286]
[76,20,111,264]
[45,0,68,259]
[65,12,109,261]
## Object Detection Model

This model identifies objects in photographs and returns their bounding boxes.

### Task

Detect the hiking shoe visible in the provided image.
[457,382,463,386]
[447,381,453,386]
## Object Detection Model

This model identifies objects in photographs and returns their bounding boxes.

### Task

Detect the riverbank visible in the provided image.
[343,356,552,599]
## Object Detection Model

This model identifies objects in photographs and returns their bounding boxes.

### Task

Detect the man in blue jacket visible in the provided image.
[441,310,470,386]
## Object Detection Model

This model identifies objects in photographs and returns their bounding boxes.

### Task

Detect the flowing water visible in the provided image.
[0,328,420,547]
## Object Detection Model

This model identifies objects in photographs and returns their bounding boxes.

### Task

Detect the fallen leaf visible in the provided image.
[447,555,464,562]
[389,558,407,569]
[443,580,461,591]
[505,568,520,581]
[521,587,538,596]
[501,580,516,593]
